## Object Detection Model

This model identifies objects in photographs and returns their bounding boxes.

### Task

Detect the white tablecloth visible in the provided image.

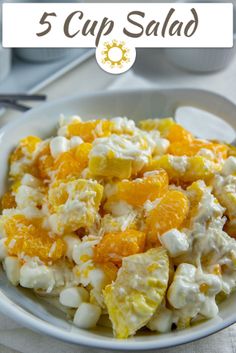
[0,53,236,353]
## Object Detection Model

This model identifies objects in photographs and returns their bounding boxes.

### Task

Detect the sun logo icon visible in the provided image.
[96,39,136,74]
[102,40,130,69]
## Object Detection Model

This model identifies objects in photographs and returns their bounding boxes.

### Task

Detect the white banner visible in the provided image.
[2,3,233,48]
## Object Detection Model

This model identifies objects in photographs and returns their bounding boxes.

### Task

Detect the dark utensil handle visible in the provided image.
[0,100,31,112]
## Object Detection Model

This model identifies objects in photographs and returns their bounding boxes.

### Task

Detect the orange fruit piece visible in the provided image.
[168,140,228,161]
[4,215,66,262]
[67,120,113,142]
[94,229,146,266]
[11,136,42,163]
[11,136,41,163]
[36,142,92,181]
[53,143,92,180]
[165,124,228,162]
[146,190,189,247]
[98,262,118,283]
[36,143,54,180]
[116,170,168,207]
[167,124,193,144]
[143,155,220,184]
[1,192,16,210]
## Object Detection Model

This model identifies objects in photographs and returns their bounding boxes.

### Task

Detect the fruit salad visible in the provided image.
[1,115,236,338]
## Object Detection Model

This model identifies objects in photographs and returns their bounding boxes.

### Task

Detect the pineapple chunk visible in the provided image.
[89,134,154,179]
[213,174,236,220]
[89,155,132,179]
[48,179,103,234]
[143,155,220,183]
[139,118,175,136]
[103,247,169,338]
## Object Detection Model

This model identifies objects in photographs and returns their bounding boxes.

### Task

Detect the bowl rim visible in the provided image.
[0,87,235,350]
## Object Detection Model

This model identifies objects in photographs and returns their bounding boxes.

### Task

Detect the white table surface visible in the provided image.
[1,51,236,353]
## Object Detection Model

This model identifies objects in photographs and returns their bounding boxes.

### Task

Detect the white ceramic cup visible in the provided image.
[6,0,81,62]
[164,1,236,73]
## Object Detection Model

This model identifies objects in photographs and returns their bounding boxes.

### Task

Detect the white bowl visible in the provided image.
[0,88,236,351]
[164,0,236,73]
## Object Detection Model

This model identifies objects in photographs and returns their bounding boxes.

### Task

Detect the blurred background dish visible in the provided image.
[164,0,236,73]
[5,0,82,62]
[14,48,79,63]
[0,44,12,82]
[0,1,12,82]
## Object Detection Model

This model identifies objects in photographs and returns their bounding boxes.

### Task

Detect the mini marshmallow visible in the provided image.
[88,268,106,291]
[222,157,236,176]
[20,262,55,291]
[73,303,101,329]
[59,286,89,308]
[64,235,81,261]
[155,138,170,155]
[70,136,83,149]
[21,174,41,188]
[147,307,173,333]
[160,229,189,257]
[72,242,94,265]
[3,256,21,285]
[50,136,70,158]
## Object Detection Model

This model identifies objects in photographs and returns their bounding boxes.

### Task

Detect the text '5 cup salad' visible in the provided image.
[1,116,236,338]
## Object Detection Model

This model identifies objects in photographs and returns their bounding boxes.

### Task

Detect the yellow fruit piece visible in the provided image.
[146,190,189,247]
[1,192,16,210]
[168,140,228,161]
[48,179,103,234]
[3,215,66,262]
[103,247,169,338]
[139,118,174,136]
[98,262,118,283]
[89,155,132,179]
[67,120,113,142]
[184,181,204,228]
[144,155,220,184]
[10,136,42,163]
[94,229,146,266]
[36,143,54,180]
[115,170,168,207]
[36,142,91,181]
[227,144,236,157]
[213,176,236,222]
[53,143,92,180]
[167,124,193,143]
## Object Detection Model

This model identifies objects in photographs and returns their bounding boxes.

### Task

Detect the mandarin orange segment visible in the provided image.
[10,136,42,163]
[67,120,113,142]
[4,215,66,262]
[36,142,92,181]
[36,143,54,180]
[168,140,228,161]
[53,143,92,180]
[166,124,193,144]
[94,229,146,265]
[116,170,168,207]
[146,190,189,246]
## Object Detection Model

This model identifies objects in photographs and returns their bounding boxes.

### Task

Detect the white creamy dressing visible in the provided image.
[110,117,136,135]
[168,263,221,320]
[169,156,188,173]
